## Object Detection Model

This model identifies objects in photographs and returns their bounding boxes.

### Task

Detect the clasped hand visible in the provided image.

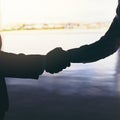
[45,47,71,74]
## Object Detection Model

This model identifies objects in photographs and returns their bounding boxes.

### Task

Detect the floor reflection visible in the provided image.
[5,50,120,120]
[115,49,120,93]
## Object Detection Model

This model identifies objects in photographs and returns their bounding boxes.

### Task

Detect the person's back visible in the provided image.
[0,35,9,120]
[117,0,120,17]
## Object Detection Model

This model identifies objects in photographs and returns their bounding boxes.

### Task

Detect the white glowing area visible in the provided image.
[1,0,117,26]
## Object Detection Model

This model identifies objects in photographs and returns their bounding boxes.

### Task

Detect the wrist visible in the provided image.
[42,55,46,70]
[66,50,72,62]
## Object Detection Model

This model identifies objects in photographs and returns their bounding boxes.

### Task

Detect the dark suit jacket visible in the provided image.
[0,52,45,112]
[68,1,120,63]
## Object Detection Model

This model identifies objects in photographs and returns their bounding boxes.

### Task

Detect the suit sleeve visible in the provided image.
[68,4,120,63]
[117,0,120,18]
[0,51,45,79]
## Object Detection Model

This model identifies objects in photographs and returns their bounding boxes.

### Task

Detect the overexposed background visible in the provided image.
[1,0,118,26]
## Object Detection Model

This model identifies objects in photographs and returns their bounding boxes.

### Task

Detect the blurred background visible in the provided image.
[0,0,120,120]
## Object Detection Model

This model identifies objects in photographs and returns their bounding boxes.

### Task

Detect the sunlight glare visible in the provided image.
[1,0,118,26]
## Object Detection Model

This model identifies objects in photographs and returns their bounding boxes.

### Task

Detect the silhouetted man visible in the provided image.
[68,0,120,63]
[0,35,70,120]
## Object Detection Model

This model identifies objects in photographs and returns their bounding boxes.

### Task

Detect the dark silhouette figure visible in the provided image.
[1,0,120,119]
[0,35,70,119]
[68,0,120,63]
[115,49,120,93]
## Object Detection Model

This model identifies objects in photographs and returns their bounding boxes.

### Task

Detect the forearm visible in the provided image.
[68,16,120,63]
[0,51,45,79]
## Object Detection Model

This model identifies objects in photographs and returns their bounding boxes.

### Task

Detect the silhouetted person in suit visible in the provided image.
[68,0,120,63]
[0,35,70,120]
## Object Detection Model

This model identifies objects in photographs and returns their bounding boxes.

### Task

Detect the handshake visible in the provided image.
[44,47,71,74]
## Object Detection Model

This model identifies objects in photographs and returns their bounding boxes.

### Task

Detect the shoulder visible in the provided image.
[117,2,120,18]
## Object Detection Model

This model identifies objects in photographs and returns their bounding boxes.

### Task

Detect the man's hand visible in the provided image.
[45,47,70,74]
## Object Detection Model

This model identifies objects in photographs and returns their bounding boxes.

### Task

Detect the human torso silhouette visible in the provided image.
[0,34,45,118]
[0,35,9,119]
[117,0,120,17]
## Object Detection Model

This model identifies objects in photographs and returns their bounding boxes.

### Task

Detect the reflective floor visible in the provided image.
[4,51,120,120]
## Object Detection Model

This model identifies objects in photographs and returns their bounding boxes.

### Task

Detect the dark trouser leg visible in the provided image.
[0,111,5,120]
